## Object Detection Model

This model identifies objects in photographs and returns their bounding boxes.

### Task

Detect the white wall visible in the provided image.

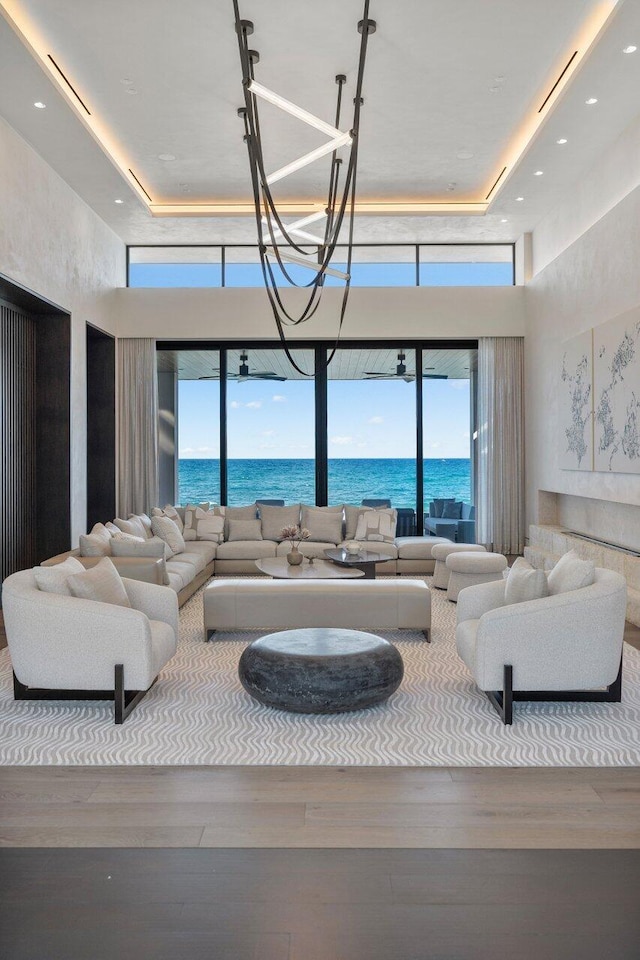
[0,117,125,543]
[525,178,640,529]
[112,284,525,340]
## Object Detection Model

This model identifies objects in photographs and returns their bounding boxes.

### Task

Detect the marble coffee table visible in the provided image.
[323,547,394,579]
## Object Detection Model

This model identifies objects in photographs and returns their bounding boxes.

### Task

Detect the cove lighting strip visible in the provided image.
[0,0,621,218]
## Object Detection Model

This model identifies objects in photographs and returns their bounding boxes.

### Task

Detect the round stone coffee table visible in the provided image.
[238,628,404,714]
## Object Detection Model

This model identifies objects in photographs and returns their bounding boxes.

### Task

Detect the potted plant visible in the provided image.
[280,525,310,565]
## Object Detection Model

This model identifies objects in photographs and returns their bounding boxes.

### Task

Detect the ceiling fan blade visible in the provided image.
[424,374,448,380]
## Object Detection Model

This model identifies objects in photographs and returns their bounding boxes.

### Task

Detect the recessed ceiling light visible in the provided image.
[585,97,598,105]
[556,138,568,144]
[515,196,524,202]
[534,170,544,176]
[158,153,176,161]
[33,101,46,109]
[456,149,473,160]
[114,199,124,204]
[125,88,138,96]
[120,77,134,85]
[623,45,637,54]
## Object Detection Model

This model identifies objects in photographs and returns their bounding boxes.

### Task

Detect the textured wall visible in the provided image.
[0,117,125,544]
[525,181,640,529]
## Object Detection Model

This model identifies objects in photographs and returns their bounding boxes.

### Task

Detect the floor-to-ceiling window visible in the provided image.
[423,348,476,509]
[327,348,417,508]
[226,348,316,505]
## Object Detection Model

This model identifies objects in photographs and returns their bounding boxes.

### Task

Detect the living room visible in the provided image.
[2,0,640,957]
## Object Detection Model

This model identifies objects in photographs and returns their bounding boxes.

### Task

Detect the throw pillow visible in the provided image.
[227,519,263,542]
[547,549,596,596]
[354,508,398,544]
[79,533,112,557]
[90,522,113,540]
[441,501,462,520]
[105,521,121,536]
[151,515,186,557]
[259,503,301,542]
[151,504,184,533]
[128,513,152,538]
[301,505,343,544]
[111,536,170,585]
[344,505,362,540]
[111,532,145,543]
[114,516,148,540]
[33,556,85,596]
[222,504,256,538]
[433,498,455,518]
[504,557,549,605]
[67,557,131,608]
[183,506,225,543]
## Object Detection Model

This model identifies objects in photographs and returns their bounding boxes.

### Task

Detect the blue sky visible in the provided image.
[178,376,471,459]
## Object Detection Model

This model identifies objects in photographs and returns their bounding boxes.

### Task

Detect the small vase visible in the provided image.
[287,547,303,566]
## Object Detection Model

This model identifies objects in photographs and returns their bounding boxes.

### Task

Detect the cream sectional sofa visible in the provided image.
[44,504,452,608]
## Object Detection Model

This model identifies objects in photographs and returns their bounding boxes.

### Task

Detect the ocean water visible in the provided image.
[178,458,470,508]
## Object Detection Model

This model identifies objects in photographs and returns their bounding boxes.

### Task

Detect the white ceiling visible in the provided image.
[1,0,640,244]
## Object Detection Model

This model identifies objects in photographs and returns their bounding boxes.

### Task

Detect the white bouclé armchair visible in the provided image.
[455,569,627,724]
[2,570,179,723]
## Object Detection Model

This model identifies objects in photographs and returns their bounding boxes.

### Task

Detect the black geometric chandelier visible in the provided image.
[233,1,376,373]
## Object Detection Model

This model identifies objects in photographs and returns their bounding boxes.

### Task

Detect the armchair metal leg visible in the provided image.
[13,667,156,725]
[114,665,156,724]
[484,655,623,725]
[206,628,216,642]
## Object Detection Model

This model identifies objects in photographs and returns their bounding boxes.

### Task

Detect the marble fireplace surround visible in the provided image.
[525,491,640,626]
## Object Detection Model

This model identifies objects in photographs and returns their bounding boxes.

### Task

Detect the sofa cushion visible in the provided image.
[301,505,343,544]
[111,536,169,585]
[216,540,277,561]
[79,533,112,557]
[227,519,263,542]
[259,503,301,541]
[34,556,85,596]
[504,557,549,605]
[169,550,207,576]
[442,501,463,520]
[67,557,131,608]
[152,504,185,533]
[432,498,455,518]
[223,504,257,538]
[344,505,362,540]
[182,540,217,565]
[354,508,397,544]
[455,618,479,673]
[395,536,452,560]
[183,506,225,543]
[114,516,148,540]
[151,515,186,557]
[129,513,153,538]
[165,561,194,590]
[547,549,596,596]
[167,570,185,593]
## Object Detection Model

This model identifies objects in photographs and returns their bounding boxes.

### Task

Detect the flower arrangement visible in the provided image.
[280,525,311,550]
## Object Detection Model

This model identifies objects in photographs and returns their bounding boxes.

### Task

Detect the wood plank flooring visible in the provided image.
[1,847,640,959]
[3,765,640,849]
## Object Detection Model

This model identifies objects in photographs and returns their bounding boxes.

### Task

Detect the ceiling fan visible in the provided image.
[364,352,447,383]
[199,352,287,382]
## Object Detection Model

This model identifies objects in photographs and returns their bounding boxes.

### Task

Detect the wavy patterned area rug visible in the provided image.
[1,579,640,765]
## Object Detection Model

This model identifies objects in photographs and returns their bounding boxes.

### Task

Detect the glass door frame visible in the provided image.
[157,338,478,532]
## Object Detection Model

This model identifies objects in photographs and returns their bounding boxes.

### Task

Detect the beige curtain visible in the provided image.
[476,337,525,555]
[117,338,159,517]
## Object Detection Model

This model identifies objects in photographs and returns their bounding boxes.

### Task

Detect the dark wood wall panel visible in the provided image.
[87,326,116,527]
[0,301,37,582]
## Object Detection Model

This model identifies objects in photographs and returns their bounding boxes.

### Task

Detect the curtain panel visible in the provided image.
[117,338,159,517]
[477,337,525,555]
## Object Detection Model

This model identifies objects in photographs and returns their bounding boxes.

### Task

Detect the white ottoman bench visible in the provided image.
[395,536,452,575]
[432,543,486,590]
[446,551,508,601]
[203,578,432,641]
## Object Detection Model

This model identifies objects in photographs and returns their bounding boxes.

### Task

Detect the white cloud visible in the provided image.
[368,416,384,424]
[245,400,262,409]
[180,447,195,455]
[230,400,241,409]
[330,436,355,446]
[272,394,287,403]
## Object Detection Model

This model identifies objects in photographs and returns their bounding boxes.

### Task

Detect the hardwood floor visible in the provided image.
[1,847,640,959]
[2,765,640,849]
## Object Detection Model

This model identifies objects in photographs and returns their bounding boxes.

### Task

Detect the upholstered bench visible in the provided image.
[431,542,486,590]
[203,578,432,641]
[446,551,508,601]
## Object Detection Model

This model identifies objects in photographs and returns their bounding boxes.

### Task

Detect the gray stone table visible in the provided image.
[238,627,404,714]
